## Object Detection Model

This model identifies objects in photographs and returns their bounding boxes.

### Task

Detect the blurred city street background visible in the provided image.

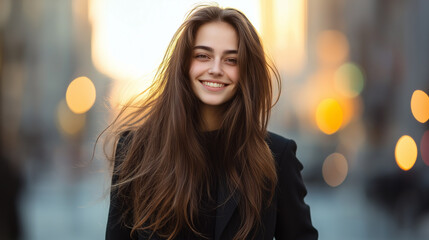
[1,0,429,239]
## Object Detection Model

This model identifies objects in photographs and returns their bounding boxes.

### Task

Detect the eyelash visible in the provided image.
[195,54,209,59]
[225,58,237,64]
[194,54,237,65]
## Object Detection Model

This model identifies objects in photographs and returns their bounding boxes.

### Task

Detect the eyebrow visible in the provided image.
[193,45,238,54]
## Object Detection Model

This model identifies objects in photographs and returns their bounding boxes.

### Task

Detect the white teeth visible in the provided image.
[202,81,225,88]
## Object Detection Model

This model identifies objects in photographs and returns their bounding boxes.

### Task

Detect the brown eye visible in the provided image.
[195,54,209,60]
[225,58,238,65]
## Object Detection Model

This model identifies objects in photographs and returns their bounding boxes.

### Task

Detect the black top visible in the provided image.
[178,130,219,239]
[106,130,221,240]
[105,131,318,240]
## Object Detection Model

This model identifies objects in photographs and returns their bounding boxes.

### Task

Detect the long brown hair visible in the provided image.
[104,4,281,240]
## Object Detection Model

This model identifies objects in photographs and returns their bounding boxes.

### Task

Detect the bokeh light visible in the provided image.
[322,153,348,187]
[316,98,343,135]
[57,99,86,136]
[395,135,418,171]
[65,76,96,114]
[297,69,363,132]
[334,62,365,98]
[338,97,363,130]
[316,30,349,66]
[295,70,333,132]
[410,90,429,123]
[421,131,429,166]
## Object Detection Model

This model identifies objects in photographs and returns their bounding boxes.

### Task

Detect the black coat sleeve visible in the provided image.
[270,133,318,240]
[106,133,134,240]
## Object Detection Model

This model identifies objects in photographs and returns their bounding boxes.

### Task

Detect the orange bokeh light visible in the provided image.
[66,76,96,114]
[395,135,418,171]
[410,90,429,123]
[316,98,343,135]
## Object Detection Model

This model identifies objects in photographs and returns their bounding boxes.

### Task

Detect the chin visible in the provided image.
[199,96,235,108]
[200,99,228,107]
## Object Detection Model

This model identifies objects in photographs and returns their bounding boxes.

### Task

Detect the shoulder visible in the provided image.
[267,132,319,239]
[266,131,302,171]
[266,132,297,158]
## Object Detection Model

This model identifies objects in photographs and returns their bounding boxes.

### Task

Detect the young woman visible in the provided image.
[105,5,318,240]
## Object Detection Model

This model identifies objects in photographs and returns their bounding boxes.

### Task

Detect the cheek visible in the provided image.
[229,68,240,83]
[189,61,203,79]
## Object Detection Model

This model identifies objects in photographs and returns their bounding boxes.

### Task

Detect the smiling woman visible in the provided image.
[189,21,239,130]
[102,5,318,240]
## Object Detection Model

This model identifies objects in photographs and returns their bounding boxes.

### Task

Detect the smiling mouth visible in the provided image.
[200,80,228,88]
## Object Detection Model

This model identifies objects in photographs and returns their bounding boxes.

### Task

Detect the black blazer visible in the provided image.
[106,132,318,240]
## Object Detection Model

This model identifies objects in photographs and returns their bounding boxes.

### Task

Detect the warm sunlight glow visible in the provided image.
[322,153,348,187]
[66,76,96,114]
[317,30,349,67]
[316,98,343,135]
[260,0,307,74]
[89,0,260,108]
[334,62,365,98]
[108,76,154,108]
[421,131,429,166]
[395,135,418,171]
[57,99,86,136]
[410,90,429,123]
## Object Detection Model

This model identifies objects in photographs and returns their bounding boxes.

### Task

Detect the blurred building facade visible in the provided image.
[0,0,428,239]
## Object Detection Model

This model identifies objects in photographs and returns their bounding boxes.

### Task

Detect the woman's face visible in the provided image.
[189,21,239,108]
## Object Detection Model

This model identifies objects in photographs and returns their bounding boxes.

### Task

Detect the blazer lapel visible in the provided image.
[215,176,240,240]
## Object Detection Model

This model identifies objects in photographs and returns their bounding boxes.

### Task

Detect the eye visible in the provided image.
[225,58,238,65]
[195,54,210,60]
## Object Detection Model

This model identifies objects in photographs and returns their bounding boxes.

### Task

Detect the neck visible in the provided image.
[200,104,224,131]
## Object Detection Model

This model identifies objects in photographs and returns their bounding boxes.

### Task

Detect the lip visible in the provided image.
[199,79,229,85]
[199,80,229,91]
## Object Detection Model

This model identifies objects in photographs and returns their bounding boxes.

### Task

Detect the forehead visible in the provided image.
[194,21,238,50]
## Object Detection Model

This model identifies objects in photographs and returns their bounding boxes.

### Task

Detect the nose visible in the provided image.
[208,59,223,76]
